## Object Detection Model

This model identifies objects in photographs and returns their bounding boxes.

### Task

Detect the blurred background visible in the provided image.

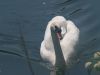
[0,0,100,75]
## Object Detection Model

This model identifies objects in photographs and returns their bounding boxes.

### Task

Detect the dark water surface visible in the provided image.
[0,0,100,75]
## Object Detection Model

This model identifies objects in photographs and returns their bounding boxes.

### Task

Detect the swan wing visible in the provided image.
[60,20,80,63]
[40,41,55,65]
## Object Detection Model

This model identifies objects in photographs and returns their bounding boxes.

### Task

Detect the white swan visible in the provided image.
[40,16,80,66]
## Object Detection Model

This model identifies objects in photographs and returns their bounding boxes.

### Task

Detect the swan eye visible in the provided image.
[54,26,62,33]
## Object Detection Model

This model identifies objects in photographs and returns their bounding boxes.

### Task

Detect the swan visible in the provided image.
[40,16,80,66]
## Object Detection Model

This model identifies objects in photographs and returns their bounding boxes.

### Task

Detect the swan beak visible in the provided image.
[56,32,62,40]
[54,26,62,40]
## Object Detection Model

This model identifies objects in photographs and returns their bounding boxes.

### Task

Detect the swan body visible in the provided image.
[40,16,80,66]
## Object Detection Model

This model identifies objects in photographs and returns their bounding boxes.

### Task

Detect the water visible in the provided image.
[0,0,100,75]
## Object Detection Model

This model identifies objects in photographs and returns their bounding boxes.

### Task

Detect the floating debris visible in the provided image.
[67,8,83,18]
[56,0,72,5]
[42,2,46,5]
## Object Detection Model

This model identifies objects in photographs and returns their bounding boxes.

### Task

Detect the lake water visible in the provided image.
[0,0,100,75]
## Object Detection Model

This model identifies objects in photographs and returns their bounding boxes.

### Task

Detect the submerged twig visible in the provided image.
[0,49,41,62]
[56,0,73,5]
[0,49,22,57]
[67,8,82,18]
[18,24,35,75]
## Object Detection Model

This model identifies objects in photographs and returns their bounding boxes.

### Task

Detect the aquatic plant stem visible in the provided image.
[50,27,66,75]
[19,24,35,75]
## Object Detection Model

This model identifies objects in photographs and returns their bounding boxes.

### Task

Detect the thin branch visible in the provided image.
[18,23,35,75]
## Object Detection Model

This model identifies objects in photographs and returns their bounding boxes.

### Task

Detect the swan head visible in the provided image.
[49,16,67,40]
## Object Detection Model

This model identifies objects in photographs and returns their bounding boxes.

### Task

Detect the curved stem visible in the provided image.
[50,27,66,75]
